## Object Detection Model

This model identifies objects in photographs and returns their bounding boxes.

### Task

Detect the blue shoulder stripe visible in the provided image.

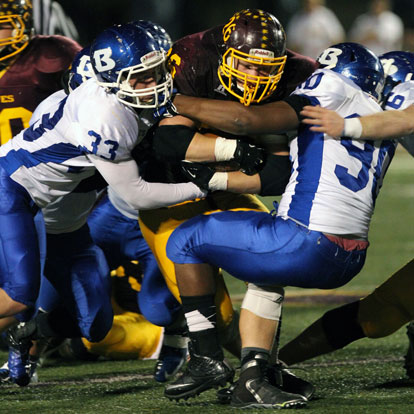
[0,143,85,175]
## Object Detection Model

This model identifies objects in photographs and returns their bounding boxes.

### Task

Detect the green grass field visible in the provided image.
[0,150,412,413]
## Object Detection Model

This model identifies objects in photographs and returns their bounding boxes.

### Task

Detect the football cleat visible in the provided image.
[217,359,315,403]
[164,352,234,401]
[404,321,414,379]
[230,355,307,409]
[6,323,35,387]
[0,357,39,385]
[7,345,31,386]
[154,345,187,383]
[0,361,10,384]
[268,361,315,401]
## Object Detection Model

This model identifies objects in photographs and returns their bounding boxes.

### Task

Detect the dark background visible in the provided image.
[57,0,414,47]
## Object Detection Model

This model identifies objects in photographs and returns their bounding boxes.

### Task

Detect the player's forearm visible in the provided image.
[90,156,206,210]
[174,95,298,136]
[360,106,414,139]
[174,95,253,135]
[226,171,261,194]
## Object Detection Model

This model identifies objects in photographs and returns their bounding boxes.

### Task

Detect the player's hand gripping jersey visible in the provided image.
[278,68,397,238]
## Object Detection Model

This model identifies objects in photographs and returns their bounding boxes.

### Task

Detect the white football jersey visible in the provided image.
[27,88,102,233]
[384,80,414,157]
[0,78,141,207]
[108,186,137,220]
[278,69,397,238]
[0,78,205,210]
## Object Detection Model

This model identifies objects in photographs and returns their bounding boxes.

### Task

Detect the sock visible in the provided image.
[241,347,270,366]
[181,294,223,359]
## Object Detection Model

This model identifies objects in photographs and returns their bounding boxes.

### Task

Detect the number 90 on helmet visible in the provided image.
[90,22,173,109]
[218,9,287,106]
[0,0,34,62]
[317,42,385,102]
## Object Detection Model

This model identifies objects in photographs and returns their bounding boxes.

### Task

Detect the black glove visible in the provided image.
[233,140,266,175]
[181,161,215,191]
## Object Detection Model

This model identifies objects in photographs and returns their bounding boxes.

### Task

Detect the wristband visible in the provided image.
[208,172,228,191]
[214,137,237,162]
[343,118,362,138]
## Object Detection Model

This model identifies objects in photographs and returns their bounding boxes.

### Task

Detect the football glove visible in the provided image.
[233,140,266,175]
[153,91,180,119]
[181,161,215,191]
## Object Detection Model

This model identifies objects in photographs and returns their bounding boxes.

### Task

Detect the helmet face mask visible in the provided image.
[90,22,173,109]
[0,0,33,62]
[317,42,385,102]
[218,9,287,106]
[115,52,173,108]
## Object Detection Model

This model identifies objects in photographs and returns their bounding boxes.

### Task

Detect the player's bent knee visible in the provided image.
[241,284,284,320]
[0,289,30,317]
[359,295,411,339]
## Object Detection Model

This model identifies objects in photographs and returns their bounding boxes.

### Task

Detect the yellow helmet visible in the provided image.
[218,9,287,106]
[0,0,33,62]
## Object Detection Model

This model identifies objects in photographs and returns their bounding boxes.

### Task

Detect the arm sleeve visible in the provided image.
[89,155,206,210]
[283,94,314,121]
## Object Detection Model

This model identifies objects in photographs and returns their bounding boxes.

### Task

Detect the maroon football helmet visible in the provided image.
[218,9,287,106]
[0,0,34,62]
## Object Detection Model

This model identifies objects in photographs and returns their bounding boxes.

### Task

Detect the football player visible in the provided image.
[0,22,206,385]
[276,51,414,375]
[138,8,318,403]
[163,42,390,408]
[0,0,80,361]
[0,0,81,146]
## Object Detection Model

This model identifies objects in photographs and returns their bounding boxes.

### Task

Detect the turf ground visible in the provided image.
[0,149,412,413]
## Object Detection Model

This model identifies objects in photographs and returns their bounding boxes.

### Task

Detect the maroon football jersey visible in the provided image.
[0,35,81,145]
[168,25,319,103]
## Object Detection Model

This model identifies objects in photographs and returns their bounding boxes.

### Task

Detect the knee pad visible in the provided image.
[241,284,284,321]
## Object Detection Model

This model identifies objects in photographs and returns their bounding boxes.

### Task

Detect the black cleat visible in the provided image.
[217,360,315,404]
[404,321,414,379]
[6,323,34,387]
[230,355,307,409]
[268,361,315,401]
[164,352,234,401]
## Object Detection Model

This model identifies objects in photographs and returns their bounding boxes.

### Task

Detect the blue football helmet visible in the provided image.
[136,20,172,53]
[317,42,385,101]
[90,22,173,109]
[379,51,414,104]
[68,46,93,92]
